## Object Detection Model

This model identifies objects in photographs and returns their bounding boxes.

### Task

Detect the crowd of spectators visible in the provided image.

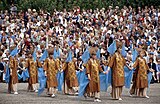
[0,5,160,83]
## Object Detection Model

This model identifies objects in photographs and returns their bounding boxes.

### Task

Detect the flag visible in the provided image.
[81,48,90,63]
[66,51,72,62]
[132,49,138,62]
[76,71,81,84]
[38,68,45,83]
[21,68,30,81]
[38,55,48,95]
[39,50,48,62]
[57,71,64,91]
[121,44,127,57]
[18,72,22,80]
[5,68,10,83]
[53,48,60,59]
[124,66,134,88]
[56,49,60,58]
[33,49,37,62]
[38,68,45,78]
[38,76,47,96]
[10,46,19,56]
[107,41,117,55]
[38,51,48,95]
[78,69,89,97]
[96,49,101,59]
[100,66,112,91]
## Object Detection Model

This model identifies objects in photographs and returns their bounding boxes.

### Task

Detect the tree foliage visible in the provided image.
[0,0,160,12]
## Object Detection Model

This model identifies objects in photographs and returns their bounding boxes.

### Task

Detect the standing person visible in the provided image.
[25,51,38,92]
[9,54,19,94]
[43,49,60,98]
[130,50,154,98]
[156,58,160,83]
[148,58,157,83]
[84,50,105,102]
[106,43,126,100]
[62,51,79,95]
[0,57,5,82]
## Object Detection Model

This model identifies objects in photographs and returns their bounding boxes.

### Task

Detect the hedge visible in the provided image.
[0,0,160,12]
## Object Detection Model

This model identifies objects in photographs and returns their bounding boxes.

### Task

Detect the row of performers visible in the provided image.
[5,45,154,102]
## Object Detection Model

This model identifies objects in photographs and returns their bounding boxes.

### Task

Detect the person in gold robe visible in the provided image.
[130,50,154,98]
[43,52,60,98]
[85,51,105,102]
[106,45,126,100]
[25,52,39,92]
[9,55,19,95]
[62,57,79,95]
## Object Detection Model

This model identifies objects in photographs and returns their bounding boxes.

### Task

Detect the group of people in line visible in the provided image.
[0,40,156,102]
[0,5,160,102]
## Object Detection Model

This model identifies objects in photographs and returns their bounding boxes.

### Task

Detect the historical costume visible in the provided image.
[62,52,79,95]
[43,49,60,97]
[107,43,126,100]
[9,54,19,94]
[130,50,153,98]
[85,50,104,102]
[25,51,39,92]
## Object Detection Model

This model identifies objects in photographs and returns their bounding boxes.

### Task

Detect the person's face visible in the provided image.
[92,54,96,59]
[140,51,144,57]
[49,54,53,59]
[117,48,122,53]
[29,54,32,58]
[149,59,153,63]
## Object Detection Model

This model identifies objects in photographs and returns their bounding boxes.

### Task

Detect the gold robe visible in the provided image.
[9,56,18,84]
[63,61,78,88]
[44,58,59,88]
[133,57,149,89]
[108,52,126,99]
[108,52,126,87]
[86,59,103,93]
[25,58,38,84]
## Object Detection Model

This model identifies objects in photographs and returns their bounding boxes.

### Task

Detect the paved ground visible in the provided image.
[0,83,160,104]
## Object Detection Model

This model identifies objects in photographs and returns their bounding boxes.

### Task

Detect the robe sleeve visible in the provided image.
[9,57,14,69]
[37,60,42,68]
[123,57,126,66]
[62,62,67,71]
[145,60,149,70]
[97,60,103,72]
[55,58,60,70]
[86,60,91,75]
[43,59,48,71]
[108,54,116,68]
[133,58,139,69]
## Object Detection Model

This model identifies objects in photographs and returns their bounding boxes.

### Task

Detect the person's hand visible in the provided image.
[88,74,91,80]
[105,70,110,74]
[44,71,47,76]
[103,71,107,74]
[150,68,155,72]
[129,67,133,70]
[80,68,83,72]
[23,67,26,71]
[60,69,63,73]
